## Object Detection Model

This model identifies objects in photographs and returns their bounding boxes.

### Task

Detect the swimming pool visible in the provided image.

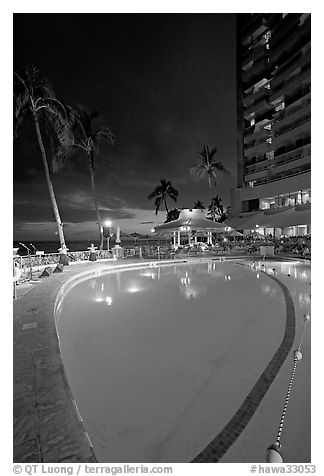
[55,259,311,463]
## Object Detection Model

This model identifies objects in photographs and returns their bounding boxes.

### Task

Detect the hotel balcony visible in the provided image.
[270,68,310,104]
[273,102,311,132]
[242,44,268,70]
[271,153,310,175]
[244,140,273,157]
[270,51,310,91]
[243,84,270,108]
[245,163,310,189]
[244,163,269,181]
[243,98,272,120]
[273,143,311,166]
[242,58,269,84]
[272,92,310,122]
[270,20,311,66]
[272,118,310,148]
[271,46,310,85]
[245,169,268,182]
[244,127,272,146]
[240,170,311,203]
[269,14,301,49]
[241,15,268,46]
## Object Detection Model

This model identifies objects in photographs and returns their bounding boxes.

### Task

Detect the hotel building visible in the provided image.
[229,13,311,236]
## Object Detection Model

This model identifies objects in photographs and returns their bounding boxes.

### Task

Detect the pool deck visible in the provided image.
[13,257,310,463]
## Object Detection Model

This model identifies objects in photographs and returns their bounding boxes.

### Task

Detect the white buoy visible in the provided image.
[266,444,283,463]
[304,314,311,321]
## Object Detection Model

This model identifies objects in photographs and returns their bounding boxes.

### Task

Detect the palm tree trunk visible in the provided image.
[88,154,104,250]
[32,109,66,249]
[164,199,169,214]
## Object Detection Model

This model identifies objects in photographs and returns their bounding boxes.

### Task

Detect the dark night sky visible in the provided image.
[13,13,237,241]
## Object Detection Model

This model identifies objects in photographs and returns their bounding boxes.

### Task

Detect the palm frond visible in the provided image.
[13,91,29,138]
[214,161,230,175]
[95,127,115,144]
[148,188,160,200]
[190,164,206,180]
[40,99,75,150]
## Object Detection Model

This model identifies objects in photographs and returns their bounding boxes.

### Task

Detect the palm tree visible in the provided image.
[70,105,114,249]
[148,179,179,215]
[190,145,230,188]
[14,65,72,250]
[193,200,205,210]
[207,195,228,222]
[165,208,180,223]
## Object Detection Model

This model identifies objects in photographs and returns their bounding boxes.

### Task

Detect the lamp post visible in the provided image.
[103,221,115,255]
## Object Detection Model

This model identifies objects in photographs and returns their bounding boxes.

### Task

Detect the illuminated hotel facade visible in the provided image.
[229,13,311,236]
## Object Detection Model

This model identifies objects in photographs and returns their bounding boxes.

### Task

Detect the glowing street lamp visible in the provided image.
[103,220,115,253]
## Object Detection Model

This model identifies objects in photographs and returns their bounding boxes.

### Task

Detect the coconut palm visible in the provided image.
[190,145,230,188]
[207,195,228,222]
[193,200,205,210]
[70,105,114,249]
[148,179,179,215]
[14,65,72,250]
[165,208,180,223]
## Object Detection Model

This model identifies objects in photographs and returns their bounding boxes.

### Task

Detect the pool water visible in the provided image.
[56,260,310,463]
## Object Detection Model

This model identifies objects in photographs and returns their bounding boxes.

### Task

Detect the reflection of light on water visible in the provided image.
[179,270,207,299]
[208,262,217,275]
[179,284,207,300]
[224,275,231,281]
[256,273,260,279]
[95,296,113,305]
[261,284,277,296]
[180,272,191,286]
[89,279,96,290]
[127,286,142,293]
[141,270,156,279]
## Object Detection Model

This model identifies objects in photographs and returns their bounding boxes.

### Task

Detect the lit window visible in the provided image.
[260,200,270,210]
[266,43,270,50]
[266,138,273,144]
[265,82,270,89]
[266,151,274,161]
[275,101,285,112]
[250,118,255,126]
[248,181,255,188]
[263,31,271,43]
[264,123,272,130]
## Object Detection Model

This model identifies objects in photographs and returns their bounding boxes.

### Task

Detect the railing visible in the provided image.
[273,117,310,139]
[13,248,137,282]
[270,69,310,102]
[245,167,310,188]
[12,242,311,288]
[274,152,310,168]
[273,101,311,128]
